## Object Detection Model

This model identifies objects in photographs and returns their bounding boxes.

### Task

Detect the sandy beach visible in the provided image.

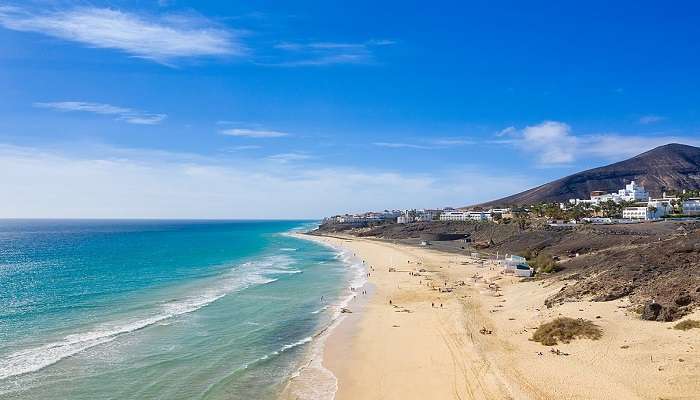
[284,233,700,400]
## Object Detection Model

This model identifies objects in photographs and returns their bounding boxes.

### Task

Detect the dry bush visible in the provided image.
[532,317,602,346]
[674,320,700,331]
[533,254,558,273]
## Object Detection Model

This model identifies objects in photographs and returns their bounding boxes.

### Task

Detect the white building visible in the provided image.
[622,207,651,220]
[397,215,415,224]
[439,211,469,221]
[416,209,441,221]
[621,181,650,202]
[570,181,650,206]
[647,200,673,216]
[596,181,649,204]
[622,204,668,220]
[468,211,493,221]
[582,217,613,224]
[439,210,492,222]
[683,198,700,215]
[335,215,364,223]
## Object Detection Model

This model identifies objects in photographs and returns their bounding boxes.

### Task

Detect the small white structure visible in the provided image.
[501,255,527,273]
[582,217,613,224]
[514,264,534,277]
[683,198,700,216]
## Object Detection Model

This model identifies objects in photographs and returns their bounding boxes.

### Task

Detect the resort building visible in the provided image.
[622,204,668,220]
[622,207,652,220]
[439,210,492,222]
[328,209,402,224]
[439,211,469,221]
[570,181,650,206]
[683,198,700,215]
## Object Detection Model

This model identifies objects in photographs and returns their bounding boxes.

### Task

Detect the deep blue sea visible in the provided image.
[0,220,360,400]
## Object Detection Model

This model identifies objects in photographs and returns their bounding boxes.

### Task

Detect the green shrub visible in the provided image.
[532,317,602,346]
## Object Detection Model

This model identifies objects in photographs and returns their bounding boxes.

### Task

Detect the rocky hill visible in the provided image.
[478,143,700,207]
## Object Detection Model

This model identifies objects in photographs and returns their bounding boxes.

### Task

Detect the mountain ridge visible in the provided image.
[476,143,700,207]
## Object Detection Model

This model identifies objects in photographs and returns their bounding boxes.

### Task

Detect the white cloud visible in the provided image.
[373,142,434,149]
[496,126,517,137]
[373,138,474,149]
[34,101,166,125]
[266,152,311,162]
[269,39,393,66]
[520,121,577,164]
[639,115,665,124]
[0,143,530,219]
[431,139,475,146]
[0,6,242,62]
[225,145,262,151]
[220,128,289,138]
[500,120,700,166]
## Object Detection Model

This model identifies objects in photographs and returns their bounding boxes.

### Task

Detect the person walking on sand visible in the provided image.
[389,299,392,305]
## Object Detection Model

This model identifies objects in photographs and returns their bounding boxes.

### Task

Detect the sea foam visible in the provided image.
[0,254,298,381]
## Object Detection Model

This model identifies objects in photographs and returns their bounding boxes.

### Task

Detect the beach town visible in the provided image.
[324,181,700,226]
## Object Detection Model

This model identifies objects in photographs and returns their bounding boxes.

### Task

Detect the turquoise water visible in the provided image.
[0,220,358,400]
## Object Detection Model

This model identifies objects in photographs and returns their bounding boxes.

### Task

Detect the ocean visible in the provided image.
[0,220,362,400]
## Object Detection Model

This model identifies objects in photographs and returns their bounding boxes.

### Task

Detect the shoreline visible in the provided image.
[280,233,370,400]
[285,232,700,400]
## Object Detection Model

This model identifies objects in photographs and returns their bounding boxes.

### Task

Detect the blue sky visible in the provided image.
[1,0,700,218]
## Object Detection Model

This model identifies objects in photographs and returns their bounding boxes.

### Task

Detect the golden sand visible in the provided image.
[284,234,700,400]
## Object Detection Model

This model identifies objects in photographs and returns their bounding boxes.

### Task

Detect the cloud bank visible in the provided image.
[0,144,529,219]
